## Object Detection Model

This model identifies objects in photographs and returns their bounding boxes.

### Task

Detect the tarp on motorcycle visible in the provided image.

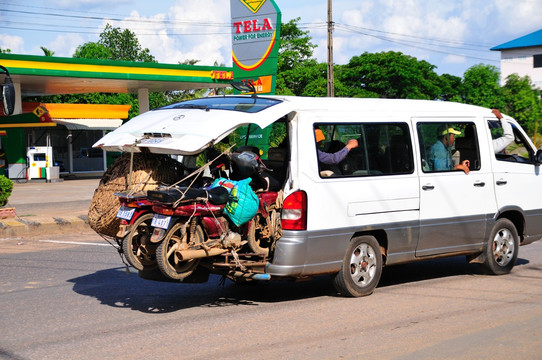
[93,96,295,155]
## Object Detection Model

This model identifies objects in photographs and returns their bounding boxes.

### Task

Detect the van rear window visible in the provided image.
[157,96,281,113]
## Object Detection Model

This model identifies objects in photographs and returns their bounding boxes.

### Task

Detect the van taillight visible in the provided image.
[281,190,307,230]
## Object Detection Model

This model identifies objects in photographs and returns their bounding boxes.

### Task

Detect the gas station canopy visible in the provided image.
[0,53,234,114]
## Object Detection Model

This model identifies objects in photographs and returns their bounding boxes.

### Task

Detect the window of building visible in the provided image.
[534,54,542,68]
[418,122,480,172]
[314,122,413,177]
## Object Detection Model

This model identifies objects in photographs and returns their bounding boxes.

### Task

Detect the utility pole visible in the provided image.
[327,0,334,97]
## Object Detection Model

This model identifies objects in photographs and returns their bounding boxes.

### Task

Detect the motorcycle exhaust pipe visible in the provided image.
[175,247,228,261]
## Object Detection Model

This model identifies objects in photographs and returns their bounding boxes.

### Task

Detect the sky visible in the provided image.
[1,0,541,78]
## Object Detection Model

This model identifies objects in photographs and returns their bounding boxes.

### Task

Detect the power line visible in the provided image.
[0,8,231,27]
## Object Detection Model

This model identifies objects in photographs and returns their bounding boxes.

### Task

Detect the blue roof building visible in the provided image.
[490,29,542,88]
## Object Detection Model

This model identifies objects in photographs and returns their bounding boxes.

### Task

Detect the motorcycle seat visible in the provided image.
[147,186,230,205]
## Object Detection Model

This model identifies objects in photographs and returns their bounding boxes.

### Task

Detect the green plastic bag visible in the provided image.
[211,177,259,226]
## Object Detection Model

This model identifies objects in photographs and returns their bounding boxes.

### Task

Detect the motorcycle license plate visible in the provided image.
[151,214,171,230]
[116,206,136,221]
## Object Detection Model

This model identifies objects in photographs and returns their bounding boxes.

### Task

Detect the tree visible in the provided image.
[277,18,317,73]
[74,24,155,63]
[40,47,55,56]
[502,74,542,135]
[29,25,159,117]
[339,51,442,99]
[73,42,111,60]
[460,64,504,109]
[439,73,462,102]
[276,18,322,96]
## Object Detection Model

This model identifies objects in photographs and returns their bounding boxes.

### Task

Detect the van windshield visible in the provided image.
[157,96,281,113]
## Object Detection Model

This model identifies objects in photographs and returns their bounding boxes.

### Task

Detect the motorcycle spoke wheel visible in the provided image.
[156,222,203,280]
[122,213,157,271]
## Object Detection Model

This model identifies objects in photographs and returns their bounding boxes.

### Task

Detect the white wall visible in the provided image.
[498,45,542,89]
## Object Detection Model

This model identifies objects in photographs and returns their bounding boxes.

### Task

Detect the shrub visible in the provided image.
[0,175,13,207]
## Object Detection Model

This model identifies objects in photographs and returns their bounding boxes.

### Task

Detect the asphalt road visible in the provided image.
[1,231,541,360]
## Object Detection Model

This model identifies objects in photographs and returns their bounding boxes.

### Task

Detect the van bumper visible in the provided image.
[266,230,343,277]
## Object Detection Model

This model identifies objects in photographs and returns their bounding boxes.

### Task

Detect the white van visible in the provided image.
[95,95,542,297]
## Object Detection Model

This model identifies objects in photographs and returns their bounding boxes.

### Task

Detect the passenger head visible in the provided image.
[437,125,461,147]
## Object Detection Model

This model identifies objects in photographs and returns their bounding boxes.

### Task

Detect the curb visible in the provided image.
[0,215,90,238]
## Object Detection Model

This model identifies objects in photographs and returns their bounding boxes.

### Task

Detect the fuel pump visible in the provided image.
[26,146,53,180]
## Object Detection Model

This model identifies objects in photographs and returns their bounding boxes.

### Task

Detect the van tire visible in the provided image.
[482,218,519,275]
[333,236,382,297]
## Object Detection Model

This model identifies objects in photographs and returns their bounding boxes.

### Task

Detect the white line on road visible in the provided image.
[39,240,111,247]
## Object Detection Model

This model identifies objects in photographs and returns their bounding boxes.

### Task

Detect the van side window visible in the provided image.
[489,120,533,164]
[314,123,413,177]
[418,122,481,172]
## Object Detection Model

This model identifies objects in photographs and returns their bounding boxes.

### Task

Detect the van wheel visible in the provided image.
[482,218,519,275]
[333,236,382,297]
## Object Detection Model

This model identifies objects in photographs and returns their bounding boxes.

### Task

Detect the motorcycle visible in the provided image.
[145,150,282,282]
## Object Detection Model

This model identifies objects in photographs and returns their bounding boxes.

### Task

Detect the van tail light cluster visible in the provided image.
[281,190,307,231]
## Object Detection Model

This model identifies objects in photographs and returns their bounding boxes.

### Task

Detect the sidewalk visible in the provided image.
[0,176,101,238]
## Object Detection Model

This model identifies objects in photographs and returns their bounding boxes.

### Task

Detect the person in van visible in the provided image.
[314,128,358,165]
[491,109,514,153]
[428,125,470,173]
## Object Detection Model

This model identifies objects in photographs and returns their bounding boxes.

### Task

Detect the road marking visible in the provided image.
[39,240,111,247]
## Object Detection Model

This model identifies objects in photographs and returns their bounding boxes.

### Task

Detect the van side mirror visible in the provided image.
[1,65,15,116]
[535,149,542,166]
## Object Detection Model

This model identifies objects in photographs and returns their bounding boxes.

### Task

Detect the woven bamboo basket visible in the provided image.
[88,152,184,237]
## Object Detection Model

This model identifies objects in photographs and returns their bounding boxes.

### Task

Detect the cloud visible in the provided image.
[45,33,86,57]
[443,54,467,64]
[0,34,24,53]
[103,0,231,65]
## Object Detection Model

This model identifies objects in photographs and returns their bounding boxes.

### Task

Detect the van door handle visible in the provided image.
[496,180,507,186]
[422,185,434,191]
[473,181,485,187]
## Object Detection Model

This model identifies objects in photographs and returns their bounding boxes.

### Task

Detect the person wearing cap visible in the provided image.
[314,128,358,165]
[428,125,470,173]
[491,109,514,153]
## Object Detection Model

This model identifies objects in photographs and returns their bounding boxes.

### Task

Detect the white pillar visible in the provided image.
[138,87,149,114]
[13,81,22,115]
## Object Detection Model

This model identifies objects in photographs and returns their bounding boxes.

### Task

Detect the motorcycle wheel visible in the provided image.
[156,222,204,280]
[122,213,157,271]
[247,209,280,256]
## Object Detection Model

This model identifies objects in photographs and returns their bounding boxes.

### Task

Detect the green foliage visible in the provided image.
[439,73,463,102]
[74,24,156,62]
[276,18,320,96]
[40,47,55,56]
[278,18,317,73]
[339,51,441,99]
[0,175,13,207]
[0,48,11,54]
[460,64,505,108]
[502,74,542,135]
[29,24,177,116]
[73,42,112,60]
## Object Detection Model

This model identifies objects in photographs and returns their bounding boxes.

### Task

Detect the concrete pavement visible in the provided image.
[0,177,101,238]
